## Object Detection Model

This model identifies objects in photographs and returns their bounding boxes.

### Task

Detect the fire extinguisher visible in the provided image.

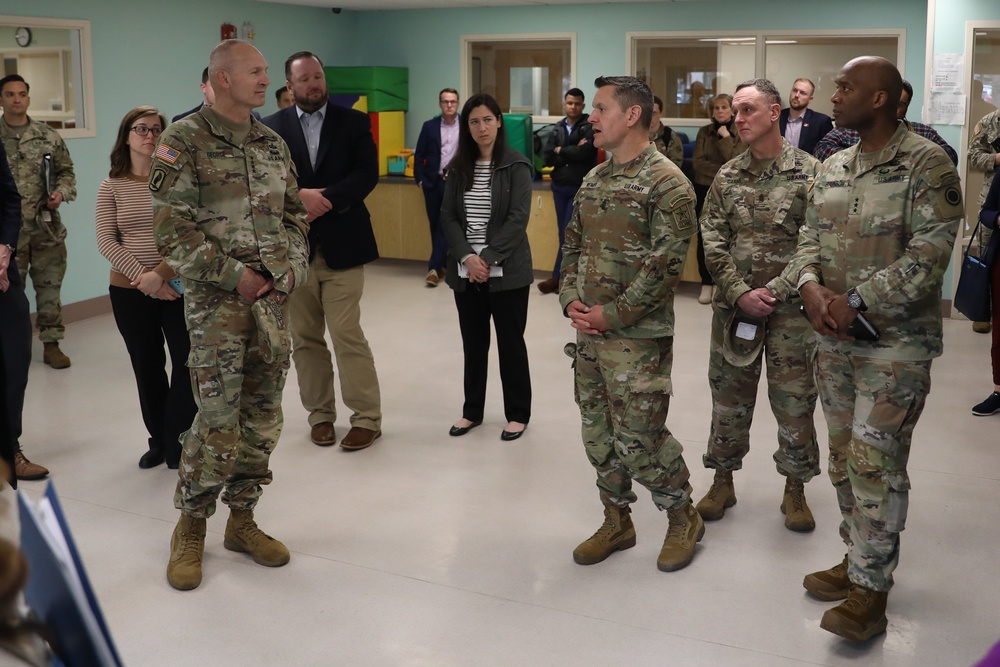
[221,23,237,40]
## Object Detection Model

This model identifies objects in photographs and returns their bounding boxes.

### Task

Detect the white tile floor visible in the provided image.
[15,260,1000,666]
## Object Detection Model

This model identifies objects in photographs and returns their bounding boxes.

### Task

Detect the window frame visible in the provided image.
[627,28,906,129]
[460,32,577,125]
[0,14,96,139]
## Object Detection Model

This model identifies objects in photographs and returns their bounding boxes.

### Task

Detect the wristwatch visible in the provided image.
[847,288,867,312]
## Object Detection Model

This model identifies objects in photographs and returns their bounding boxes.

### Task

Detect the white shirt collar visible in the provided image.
[296,102,328,122]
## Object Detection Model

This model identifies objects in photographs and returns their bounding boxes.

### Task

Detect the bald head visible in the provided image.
[205,39,270,120]
[208,39,259,83]
[831,56,902,133]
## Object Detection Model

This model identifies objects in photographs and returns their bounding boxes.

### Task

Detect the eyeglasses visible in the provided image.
[441,100,459,106]
[131,126,163,137]
[468,116,497,128]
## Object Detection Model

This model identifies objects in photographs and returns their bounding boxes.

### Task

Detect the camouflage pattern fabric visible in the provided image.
[0,117,76,343]
[795,122,961,593]
[969,109,1000,252]
[794,123,963,361]
[150,106,309,518]
[560,144,697,510]
[570,335,692,510]
[700,140,820,480]
[815,350,930,592]
[651,128,683,167]
[969,109,1000,208]
[559,144,697,338]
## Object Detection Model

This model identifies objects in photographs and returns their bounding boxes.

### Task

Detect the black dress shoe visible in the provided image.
[139,448,165,469]
[500,426,526,441]
[449,419,483,436]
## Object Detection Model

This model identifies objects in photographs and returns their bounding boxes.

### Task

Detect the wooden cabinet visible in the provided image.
[365,178,701,281]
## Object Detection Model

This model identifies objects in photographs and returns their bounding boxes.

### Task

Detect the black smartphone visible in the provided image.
[799,305,880,341]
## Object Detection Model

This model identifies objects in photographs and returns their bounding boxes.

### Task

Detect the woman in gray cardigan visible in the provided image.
[441,93,533,441]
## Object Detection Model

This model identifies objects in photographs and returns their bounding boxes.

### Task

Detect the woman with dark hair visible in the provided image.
[441,93,534,441]
[692,92,746,304]
[95,106,195,469]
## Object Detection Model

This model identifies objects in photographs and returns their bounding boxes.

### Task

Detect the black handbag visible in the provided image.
[954,220,992,322]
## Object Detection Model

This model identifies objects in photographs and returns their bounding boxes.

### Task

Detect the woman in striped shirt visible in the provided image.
[95,106,195,469]
[441,94,534,441]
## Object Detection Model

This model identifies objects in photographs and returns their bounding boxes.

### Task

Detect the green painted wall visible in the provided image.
[0,0,357,308]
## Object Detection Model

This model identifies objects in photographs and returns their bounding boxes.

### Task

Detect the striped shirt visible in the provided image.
[464,160,492,244]
[95,175,172,284]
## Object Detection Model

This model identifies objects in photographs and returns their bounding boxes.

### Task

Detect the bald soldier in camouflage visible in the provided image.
[0,74,76,369]
[795,57,962,641]
[151,40,309,591]
[561,76,703,573]
[695,78,821,533]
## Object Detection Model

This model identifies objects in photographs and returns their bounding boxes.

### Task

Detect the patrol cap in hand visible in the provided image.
[722,308,766,367]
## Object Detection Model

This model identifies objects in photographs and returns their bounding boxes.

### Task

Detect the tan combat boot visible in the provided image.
[695,470,736,521]
[657,503,704,572]
[167,514,206,591]
[42,342,71,369]
[820,585,889,641]
[224,509,290,567]
[780,478,815,532]
[803,555,850,601]
[572,505,636,565]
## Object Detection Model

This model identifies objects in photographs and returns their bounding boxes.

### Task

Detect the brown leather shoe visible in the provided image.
[14,451,49,481]
[340,427,381,451]
[310,422,337,446]
[425,270,440,288]
[537,277,559,294]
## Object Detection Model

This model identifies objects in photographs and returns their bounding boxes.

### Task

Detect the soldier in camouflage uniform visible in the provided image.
[968,109,1000,333]
[0,75,76,369]
[150,40,309,591]
[795,57,962,641]
[650,96,684,167]
[561,76,703,573]
[695,79,821,532]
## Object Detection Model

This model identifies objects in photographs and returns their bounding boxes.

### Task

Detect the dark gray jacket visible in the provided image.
[441,149,533,292]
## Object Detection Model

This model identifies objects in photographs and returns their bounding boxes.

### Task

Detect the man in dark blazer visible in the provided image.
[414,88,460,287]
[778,78,833,156]
[0,140,44,484]
[262,51,382,451]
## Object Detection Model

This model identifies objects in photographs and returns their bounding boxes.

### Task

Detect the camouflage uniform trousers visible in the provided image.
[815,348,931,592]
[16,217,67,343]
[705,300,820,482]
[572,332,692,511]
[175,291,291,519]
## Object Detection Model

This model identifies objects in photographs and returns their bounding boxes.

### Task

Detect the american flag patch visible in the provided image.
[155,144,181,165]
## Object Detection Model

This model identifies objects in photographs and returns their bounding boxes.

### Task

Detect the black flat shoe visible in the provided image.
[500,426,526,441]
[139,448,165,469]
[449,419,483,436]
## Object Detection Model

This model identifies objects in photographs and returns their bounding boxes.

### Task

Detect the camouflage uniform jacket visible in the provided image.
[969,109,1000,206]
[150,106,309,322]
[650,127,683,167]
[701,139,820,307]
[0,116,76,227]
[795,122,962,361]
[559,143,697,337]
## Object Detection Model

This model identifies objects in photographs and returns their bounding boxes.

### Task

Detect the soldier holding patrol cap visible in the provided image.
[150,40,309,591]
[796,56,963,641]
[695,78,821,533]
[561,75,702,573]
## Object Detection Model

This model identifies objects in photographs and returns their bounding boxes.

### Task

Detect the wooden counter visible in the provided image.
[366,177,701,282]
